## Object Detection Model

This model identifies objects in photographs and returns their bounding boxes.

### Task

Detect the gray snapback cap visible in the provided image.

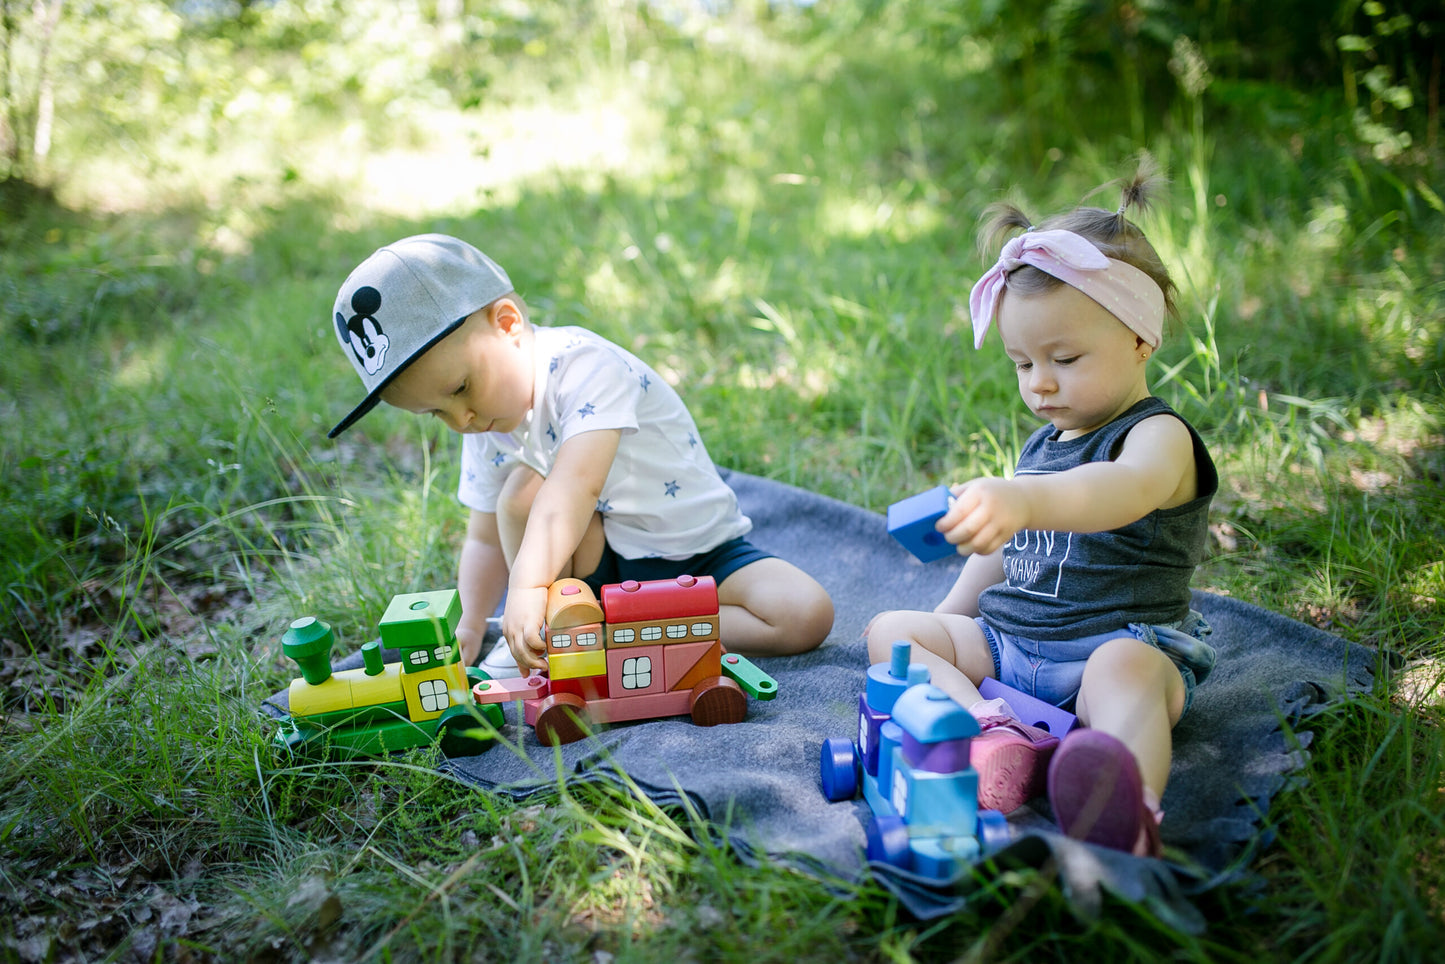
[328,234,513,438]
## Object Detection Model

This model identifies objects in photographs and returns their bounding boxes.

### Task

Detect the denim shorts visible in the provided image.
[975,610,1215,719]
[581,536,775,595]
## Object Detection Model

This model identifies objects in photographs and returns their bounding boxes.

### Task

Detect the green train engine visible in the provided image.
[271,589,503,759]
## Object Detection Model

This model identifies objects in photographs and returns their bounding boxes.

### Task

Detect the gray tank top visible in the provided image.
[977,397,1217,640]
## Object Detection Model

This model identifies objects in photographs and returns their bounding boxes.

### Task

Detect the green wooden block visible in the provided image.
[273,714,432,759]
[379,589,463,653]
[719,652,779,700]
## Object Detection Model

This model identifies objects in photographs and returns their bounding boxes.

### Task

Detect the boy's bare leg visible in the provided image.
[716,557,834,657]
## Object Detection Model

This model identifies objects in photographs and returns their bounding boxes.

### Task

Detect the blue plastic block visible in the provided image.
[887,486,955,563]
[820,737,860,802]
[892,758,979,836]
[891,684,981,744]
[865,650,927,717]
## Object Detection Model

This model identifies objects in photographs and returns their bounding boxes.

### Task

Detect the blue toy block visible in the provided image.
[887,486,956,563]
[892,761,980,836]
[891,684,981,743]
[821,639,1012,884]
[866,640,929,715]
[979,676,1080,736]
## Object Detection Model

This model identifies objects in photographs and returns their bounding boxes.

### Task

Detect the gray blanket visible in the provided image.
[263,471,1377,930]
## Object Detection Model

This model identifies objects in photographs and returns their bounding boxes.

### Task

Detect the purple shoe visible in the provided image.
[1046,730,1162,857]
[971,715,1060,814]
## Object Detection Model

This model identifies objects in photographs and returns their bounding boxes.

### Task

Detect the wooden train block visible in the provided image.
[607,644,666,697]
[379,589,463,655]
[546,579,604,630]
[471,674,548,705]
[600,575,717,623]
[548,674,610,701]
[663,640,722,692]
[546,620,603,655]
[548,648,608,681]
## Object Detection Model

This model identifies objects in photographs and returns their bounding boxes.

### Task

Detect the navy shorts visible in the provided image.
[580,536,775,596]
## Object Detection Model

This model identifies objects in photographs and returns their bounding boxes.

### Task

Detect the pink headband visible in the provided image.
[967,228,1165,350]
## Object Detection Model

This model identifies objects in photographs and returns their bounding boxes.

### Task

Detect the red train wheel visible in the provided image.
[689,676,747,727]
[533,693,589,746]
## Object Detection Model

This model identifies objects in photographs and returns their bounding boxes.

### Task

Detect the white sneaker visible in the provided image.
[479,637,522,679]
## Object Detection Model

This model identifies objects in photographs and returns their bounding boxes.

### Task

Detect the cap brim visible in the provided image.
[326,314,471,438]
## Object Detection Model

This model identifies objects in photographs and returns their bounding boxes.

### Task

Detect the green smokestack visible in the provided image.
[282,616,335,686]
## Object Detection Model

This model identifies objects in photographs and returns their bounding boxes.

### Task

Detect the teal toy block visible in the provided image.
[379,589,463,654]
[892,758,980,837]
[891,684,981,743]
[887,485,956,563]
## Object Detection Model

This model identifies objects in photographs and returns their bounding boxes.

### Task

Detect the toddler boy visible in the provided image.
[327,234,834,673]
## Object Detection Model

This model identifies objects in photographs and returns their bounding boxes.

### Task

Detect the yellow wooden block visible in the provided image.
[549,648,609,681]
[400,663,469,721]
[291,664,404,716]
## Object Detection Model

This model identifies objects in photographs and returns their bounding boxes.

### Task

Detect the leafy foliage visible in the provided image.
[0,2,1442,962]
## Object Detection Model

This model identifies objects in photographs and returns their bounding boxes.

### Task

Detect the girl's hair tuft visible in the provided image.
[976,152,1179,325]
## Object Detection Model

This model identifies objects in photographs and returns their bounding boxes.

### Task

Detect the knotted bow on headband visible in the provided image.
[967,228,1165,349]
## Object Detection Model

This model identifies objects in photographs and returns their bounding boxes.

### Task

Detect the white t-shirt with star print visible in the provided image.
[457,326,752,560]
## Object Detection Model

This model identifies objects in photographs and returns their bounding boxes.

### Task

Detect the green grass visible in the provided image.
[2,7,1443,962]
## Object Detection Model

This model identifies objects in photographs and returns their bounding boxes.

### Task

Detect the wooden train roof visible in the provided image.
[600,575,718,624]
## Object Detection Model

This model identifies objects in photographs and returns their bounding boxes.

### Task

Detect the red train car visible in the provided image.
[471,575,777,745]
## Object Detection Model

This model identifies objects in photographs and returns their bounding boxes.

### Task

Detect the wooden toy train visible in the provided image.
[271,575,777,758]
[820,640,1013,882]
[270,589,502,759]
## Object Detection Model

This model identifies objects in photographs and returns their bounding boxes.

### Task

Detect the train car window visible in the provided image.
[622,656,653,689]
[691,622,713,636]
[666,625,687,639]
[419,679,450,713]
[408,651,430,666]
[576,632,598,647]
[642,626,663,641]
[613,628,635,643]
[433,646,450,662]
[552,633,572,648]
[891,770,909,815]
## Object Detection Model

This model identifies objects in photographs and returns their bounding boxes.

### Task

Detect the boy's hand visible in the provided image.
[502,586,550,672]
[939,478,1031,556]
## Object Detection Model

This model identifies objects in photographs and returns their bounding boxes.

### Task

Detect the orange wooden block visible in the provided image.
[664,640,722,692]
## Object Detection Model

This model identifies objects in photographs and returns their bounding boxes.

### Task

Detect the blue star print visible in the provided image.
[547,424,557,443]
[577,402,596,418]
[550,356,561,373]
[688,433,698,448]
[639,373,651,392]
[596,498,612,513]
[664,480,680,498]
[491,452,507,467]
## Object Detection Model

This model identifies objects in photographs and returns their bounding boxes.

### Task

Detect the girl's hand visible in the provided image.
[502,586,550,671]
[939,478,1032,556]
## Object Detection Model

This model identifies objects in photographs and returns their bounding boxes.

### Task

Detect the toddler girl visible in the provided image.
[866,158,1217,857]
